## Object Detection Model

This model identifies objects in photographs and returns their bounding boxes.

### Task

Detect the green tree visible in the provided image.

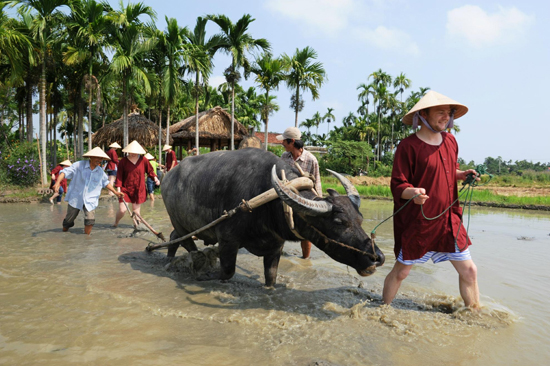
[323,107,335,135]
[106,1,156,147]
[250,53,285,150]
[282,46,326,127]
[8,0,70,184]
[183,16,224,155]
[64,0,109,151]
[207,13,270,150]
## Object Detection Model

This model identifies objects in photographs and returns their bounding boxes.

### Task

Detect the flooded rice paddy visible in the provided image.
[0,198,549,365]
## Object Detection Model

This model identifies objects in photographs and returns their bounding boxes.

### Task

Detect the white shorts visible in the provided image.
[397,248,472,265]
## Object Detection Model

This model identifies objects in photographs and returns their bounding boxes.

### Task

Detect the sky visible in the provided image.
[17,0,550,164]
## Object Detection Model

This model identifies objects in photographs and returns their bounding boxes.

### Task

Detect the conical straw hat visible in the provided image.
[162,144,172,152]
[402,91,468,125]
[109,142,121,149]
[122,140,146,155]
[144,153,155,160]
[83,147,111,160]
[59,160,72,166]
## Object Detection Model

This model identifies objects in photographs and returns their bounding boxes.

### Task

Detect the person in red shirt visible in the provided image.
[161,144,177,172]
[105,142,121,195]
[49,160,72,204]
[113,140,160,228]
[382,91,481,309]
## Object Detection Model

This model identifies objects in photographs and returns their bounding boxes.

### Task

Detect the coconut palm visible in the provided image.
[64,0,110,151]
[207,14,271,150]
[250,53,285,150]
[282,46,326,127]
[312,111,322,135]
[106,1,156,147]
[183,16,224,155]
[323,107,335,135]
[356,82,375,115]
[8,0,70,184]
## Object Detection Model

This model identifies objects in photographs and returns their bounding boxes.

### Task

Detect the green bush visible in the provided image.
[268,145,285,157]
[1,141,41,187]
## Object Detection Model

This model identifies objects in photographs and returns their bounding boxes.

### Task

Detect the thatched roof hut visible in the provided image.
[170,106,248,153]
[92,112,172,148]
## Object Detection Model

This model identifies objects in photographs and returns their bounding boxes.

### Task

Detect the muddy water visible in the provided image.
[0,199,549,365]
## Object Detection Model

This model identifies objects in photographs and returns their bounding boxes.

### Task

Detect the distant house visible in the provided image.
[255,132,283,147]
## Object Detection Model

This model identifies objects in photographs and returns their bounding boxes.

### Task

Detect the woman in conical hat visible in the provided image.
[49,159,72,204]
[53,147,123,235]
[113,141,160,227]
[160,144,177,172]
[382,91,481,310]
[105,142,121,194]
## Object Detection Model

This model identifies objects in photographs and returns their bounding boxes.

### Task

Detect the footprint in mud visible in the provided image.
[166,246,220,277]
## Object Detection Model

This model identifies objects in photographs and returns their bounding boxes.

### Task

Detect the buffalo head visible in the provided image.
[271,165,385,276]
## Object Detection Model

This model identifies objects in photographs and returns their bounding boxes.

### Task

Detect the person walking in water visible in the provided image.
[382,91,481,309]
[105,142,121,196]
[144,153,158,202]
[113,141,160,228]
[277,127,322,259]
[49,159,72,204]
[161,144,177,172]
[53,147,124,235]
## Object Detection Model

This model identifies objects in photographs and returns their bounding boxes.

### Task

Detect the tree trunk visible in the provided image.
[231,82,235,150]
[264,89,269,151]
[88,68,93,150]
[158,106,162,166]
[78,88,84,157]
[195,72,200,155]
[26,80,32,142]
[294,87,300,128]
[53,108,58,167]
[123,77,128,148]
[166,104,170,149]
[40,56,47,185]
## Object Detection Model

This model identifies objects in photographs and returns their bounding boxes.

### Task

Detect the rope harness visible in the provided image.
[370,165,492,251]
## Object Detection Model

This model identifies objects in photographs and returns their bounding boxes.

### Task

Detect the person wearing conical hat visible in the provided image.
[49,159,72,205]
[278,126,322,260]
[105,142,121,195]
[144,153,159,202]
[52,147,124,235]
[113,141,160,227]
[382,91,481,309]
[160,144,177,172]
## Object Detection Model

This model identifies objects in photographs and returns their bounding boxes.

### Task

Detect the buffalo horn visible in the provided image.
[271,165,332,216]
[326,169,361,208]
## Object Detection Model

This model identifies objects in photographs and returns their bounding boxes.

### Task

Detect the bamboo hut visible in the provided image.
[92,112,172,148]
[169,106,248,156]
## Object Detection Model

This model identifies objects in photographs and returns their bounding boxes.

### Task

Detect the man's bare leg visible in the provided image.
[451,259,480,308]
[382,261,412,305]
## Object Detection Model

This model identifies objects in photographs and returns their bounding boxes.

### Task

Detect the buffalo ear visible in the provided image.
[327,189,340,197]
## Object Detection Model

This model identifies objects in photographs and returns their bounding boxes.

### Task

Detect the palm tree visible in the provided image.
[106,1,156,147]
[312,111,322,135]
[9,0,70,184]
[207,14,270,150]
[64,0,109,151]
[250,53,285,150]
[183,16,224,155]
[0,3,34,84]
[356,82,375,115]
[282,46,326,127]
[323,107,335,135]
[393,72,411,104]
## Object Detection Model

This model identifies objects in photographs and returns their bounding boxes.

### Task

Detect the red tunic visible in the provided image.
[165,150,177,171]
[391,132,471,260]
[105,148,119,170]
[49,165,67,192]
[115,156,157,204]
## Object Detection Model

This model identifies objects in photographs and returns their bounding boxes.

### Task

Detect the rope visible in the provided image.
[370,166,493,251]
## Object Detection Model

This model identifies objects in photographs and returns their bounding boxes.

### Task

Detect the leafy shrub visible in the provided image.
[1,141,41,187]
[268,145,285,157]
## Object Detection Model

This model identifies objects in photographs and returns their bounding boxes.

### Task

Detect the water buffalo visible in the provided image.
[161,148,384,286]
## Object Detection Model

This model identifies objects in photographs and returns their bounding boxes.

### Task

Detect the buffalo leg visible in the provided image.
[167,229,198,258]
[218,241,239,282]
[263,249,282,287]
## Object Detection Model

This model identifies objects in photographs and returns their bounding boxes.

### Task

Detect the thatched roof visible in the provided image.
[238,135,262,149]
[92,113,172,148]
[170,106,248,140]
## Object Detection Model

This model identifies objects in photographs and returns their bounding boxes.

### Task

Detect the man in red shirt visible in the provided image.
[382,91,481,309]
[161,144,177,172]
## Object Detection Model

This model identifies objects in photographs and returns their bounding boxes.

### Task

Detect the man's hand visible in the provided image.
[458,169,480,182]
[154,177,160,186]
[115,191,124,199]
[52,182,60,193]
[411,188,429,205]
